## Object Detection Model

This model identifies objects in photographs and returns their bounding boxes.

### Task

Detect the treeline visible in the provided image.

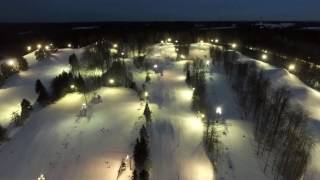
[186,58,222,171]
[132,125,150,180]
[241,48,320,91]
[221,49,313,180]
[0,57,29,87]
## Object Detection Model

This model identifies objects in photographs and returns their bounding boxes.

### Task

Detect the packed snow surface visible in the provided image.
[0,49,82,127]
[0,42,320,180]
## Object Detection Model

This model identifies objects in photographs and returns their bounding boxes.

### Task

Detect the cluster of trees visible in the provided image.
[81,40,117,72]
[35,79,51,106]
[0,63,18,79]
[203,121,221,171]
[186,60,207,113]
[241,48,320,91]
[10,99,33,127]
[175,44,189,61]
[35,48,51,61]
[51,71,75,100]
[222,50,313,180]
[185,57,223,171]
[0,57,29,87]
[102,60,134,88]
[132,125,150,180]
[133,55,146,69]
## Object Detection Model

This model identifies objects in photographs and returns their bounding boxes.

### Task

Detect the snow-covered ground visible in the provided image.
[132,43,214,180]
[0,48,83,127]
[238,56,320,180]
[0,88,142,180]
[0,41,319,180]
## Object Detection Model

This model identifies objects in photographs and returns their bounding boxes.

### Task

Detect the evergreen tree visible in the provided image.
[185,68,191,85]
[0,125,7,141]
[51,71,74,100]
[140,169,149,180]
[0,63,18,78]
[11,111,21,126]
[143,103,152,122]
[140,125,148,140]
[20,98,32,121]
[0,73,5,87]
[132,170,138,180]
[145,73,151,83]
[69,54,80,74]
[17,57,29,71]
[35,79,50,105]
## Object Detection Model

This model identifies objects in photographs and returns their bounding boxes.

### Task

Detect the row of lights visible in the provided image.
[26,43,72,52]
[199,106,223,119]
[160,38,179,44]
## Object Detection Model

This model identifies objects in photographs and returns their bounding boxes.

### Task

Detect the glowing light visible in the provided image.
[7,59,15,66]
[167,38,172,42]
[126,155,129,160]
[216,106,222,115]
[45,45,50,50]
[110,48,118,54]
[144,91,149,97]
[192,87,195,91]
[200,40,204,44]
[70,84,75,89]
[153,64,158,69]
[82,103,87,109]
[67,43,72,48]
[231,43,237,49]
[210,39,214,42]
[175,48,179,52]
[288,64,295,71]
[215,39,219,43]
[109,79,115,84]
[206,60,210,65]
[38,174,46,180]
[121,52,125,56]
[175,40,179,43]
[180,54,186,59]
[160,40,164,44]
[113,44,118,48]
[27,46,32,51]
[201,114,205,118]
[261,54,268,60]
[37,44,42,49]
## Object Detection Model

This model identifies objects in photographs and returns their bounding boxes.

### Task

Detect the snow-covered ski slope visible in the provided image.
[0,42,319,180]
[0,88,142,180]
[131,43,214,179]
[237,56,320,179]
[0,48,83,127]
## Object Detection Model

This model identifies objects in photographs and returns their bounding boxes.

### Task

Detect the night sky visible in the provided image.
[1,0,320,22]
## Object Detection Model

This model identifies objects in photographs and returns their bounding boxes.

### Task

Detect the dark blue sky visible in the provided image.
[1,0,320,22]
